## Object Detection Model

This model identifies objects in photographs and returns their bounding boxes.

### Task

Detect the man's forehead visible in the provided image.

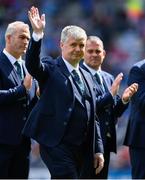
[68,36,86,41]
[14,27,29,34]
[87,40,103,48]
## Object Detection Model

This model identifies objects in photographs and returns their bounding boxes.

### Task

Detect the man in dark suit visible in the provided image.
[0,21,38,179]
[23,7,104,179]
[80,36,138,179]
[124,60,145,179]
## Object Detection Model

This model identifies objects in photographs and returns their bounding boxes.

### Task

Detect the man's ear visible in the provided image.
[6,34,11,43]
[103,50,106,58]
[60,41,63,49]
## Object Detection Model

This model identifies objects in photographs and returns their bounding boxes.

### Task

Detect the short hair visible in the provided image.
[60,25,87,43]
[5,21,29,39]
[87,36,104,49]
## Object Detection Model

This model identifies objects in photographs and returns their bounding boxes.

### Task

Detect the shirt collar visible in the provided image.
[62,56,79,73]
[83,62,101,76]
[3,49,23,66]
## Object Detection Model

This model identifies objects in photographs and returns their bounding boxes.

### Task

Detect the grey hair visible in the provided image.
[60,25,87,43]
[5,21,29,39]
[87,36,104,49]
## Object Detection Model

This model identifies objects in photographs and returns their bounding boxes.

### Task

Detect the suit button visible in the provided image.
[63,122,67,126]
[105,109,109,112]
[68,108,72,112]
[105,121,109,126]
[93,86,96,91]
[106,132,111,138]
[23,104,26,107]
[23,117,27,121]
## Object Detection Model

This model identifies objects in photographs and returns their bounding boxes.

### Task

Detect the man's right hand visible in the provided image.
[28,6,45,34]
[110,73,123,96]
[23,74,32,91]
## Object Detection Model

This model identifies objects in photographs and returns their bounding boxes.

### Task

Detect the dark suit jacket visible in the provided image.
[23,38,103,154]
[80,62,128,152]
[0,52,38,145]
[124,59,145,148]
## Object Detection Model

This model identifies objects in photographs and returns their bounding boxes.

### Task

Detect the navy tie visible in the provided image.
[72,69,85,94]
[94,73,105,92]
[15,61,23,80]
[94,73,101,85]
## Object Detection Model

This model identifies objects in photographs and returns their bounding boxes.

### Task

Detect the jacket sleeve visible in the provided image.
[95,115,104,153]
[96,92,114,111]
[25,38,50,83]
[113,95,128,118]
[128,65,145,111]
[0,84,27,105]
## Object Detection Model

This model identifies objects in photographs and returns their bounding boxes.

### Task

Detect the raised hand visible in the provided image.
[122,83,138,103]
[28,6,45,34]
[110,73,123,96]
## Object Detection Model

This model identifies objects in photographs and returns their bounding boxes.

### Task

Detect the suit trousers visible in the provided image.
[0,138,30,179]
[40,143,88,179]
[129,147,145,179]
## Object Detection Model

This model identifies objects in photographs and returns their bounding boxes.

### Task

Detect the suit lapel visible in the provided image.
[57,57,84,106]
[0,53,21,85]
[56,57,70,77]
[81,62,103,94]
[101,72,110,92]
[22,60,28,77]
[80,68,96,109]
[69,76,84,106]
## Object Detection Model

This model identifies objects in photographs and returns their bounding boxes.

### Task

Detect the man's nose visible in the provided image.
[76,46,81,51]
[92,52,98,56]
[24,38,29,43]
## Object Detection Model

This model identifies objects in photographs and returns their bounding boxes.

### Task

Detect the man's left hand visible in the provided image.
[122,83,138,103]
[94,153,104,175]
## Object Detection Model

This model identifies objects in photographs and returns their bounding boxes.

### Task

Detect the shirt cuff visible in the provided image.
[32,32,44,41]
[95,152,103,155]
[122,97,130,104]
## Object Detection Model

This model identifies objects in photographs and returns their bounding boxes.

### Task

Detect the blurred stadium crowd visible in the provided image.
[0,0,145,177]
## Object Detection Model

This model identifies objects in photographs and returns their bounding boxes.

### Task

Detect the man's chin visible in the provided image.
[22,50,27,54]
[74,55,83,60]
[74,57,82,62]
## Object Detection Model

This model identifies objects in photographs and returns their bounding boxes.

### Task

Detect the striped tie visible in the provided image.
[15,61,23,80]
[94,73,105,92]
[72,70,85,94]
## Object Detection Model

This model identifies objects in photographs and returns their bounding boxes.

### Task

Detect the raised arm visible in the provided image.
[26,7,49,82]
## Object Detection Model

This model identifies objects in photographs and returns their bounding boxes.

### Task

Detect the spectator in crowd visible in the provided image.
[124,59,145,179]
[0,21,38,179]
[23,6,104,179]
[80,36,138,179]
